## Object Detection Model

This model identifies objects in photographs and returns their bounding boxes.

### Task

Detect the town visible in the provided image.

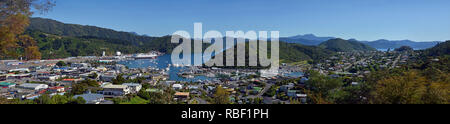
[0,48,416,104]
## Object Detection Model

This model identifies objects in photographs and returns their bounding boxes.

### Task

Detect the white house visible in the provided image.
[172,84,183,90]
[37,75,59,81]
[122,83,142,94]
[100,84,130,96]
[9,68,30,73]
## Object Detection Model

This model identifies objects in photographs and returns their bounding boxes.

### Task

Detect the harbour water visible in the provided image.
[118,54,212,82]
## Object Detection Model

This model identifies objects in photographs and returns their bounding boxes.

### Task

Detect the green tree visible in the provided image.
[372,71,448,104]
[213,86,230,104]
[112,74,127,84]
[34,93,53,104]
[50,95,70,104]
[69,97,86,104]
[56,61,67,67]
[70,83,88,95]
[0,0,55,59]
[88,72,98,79]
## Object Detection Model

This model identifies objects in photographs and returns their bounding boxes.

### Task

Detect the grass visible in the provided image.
[119,96,149,104]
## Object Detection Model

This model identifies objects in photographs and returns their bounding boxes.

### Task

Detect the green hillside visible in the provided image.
[319,38,376,52]
[25,18,185,59]
[206,41,335,68]
[26,30,178,59]
[423,40,450,57]
[28,17,157,46]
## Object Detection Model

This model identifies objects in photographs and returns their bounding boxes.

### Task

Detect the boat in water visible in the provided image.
[131,53,158,59]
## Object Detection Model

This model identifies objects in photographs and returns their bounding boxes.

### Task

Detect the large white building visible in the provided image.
[100,84,130,96]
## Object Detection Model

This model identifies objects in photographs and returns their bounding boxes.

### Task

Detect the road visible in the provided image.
[246,83,273,99]
[391,54,402,69]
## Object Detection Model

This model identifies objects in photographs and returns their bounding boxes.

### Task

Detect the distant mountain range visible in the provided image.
[358,39,441,50]
[280,34,335,46]
[281,34,442,50]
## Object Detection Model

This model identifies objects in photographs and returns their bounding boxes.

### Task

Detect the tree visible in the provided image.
[0,97,13,104]
[50,95,70,104]
[88,72,98,79]
[372,71,448,104]
[213,86,230,104]
[56,61,66,67]
[69,96,86,104]
[0,0,55,60]
[34,93,53,104]
[70,83,88,95]
[306,71,344,96]
[112,74,126,84]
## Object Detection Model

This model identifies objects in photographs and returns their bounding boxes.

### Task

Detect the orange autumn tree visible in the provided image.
[0,0,55,60]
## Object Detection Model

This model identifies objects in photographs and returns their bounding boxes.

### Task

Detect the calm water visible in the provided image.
[118,54,212,82]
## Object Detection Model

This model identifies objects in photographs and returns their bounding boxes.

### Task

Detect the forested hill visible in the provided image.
[28,17,158,46]
[423,40,450,57]
[319,38,377,52]
[26,30,178,59]
[26,18,183,59]
[206,41,335,68]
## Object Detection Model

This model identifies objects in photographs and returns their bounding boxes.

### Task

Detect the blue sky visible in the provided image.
[33,0,450,41]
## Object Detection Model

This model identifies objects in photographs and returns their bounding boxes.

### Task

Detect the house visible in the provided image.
[287,90,300,97]
[122,83,142,94]
[0,75,6,81]
[0,82,16,88]
[188,85,199,90]
[297,94,308,103]
[100,74,116,82]
[47,86,65,93]
[299,77,309,84]
[17,83,48,90]
[37,75,59,81]
[174,92,190,100]
[8,74,31,79]
[96,66,108,72]
[73,93,104,104]
[280,83,295,92]
[62,78,82,83]
[6,62,23,66]
[172,84,183,90]
[71,63,90,68]
[100,84,130,96]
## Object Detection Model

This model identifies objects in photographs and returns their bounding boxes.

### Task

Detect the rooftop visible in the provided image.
[122,83,141,86]
[103,84,128,89]
[0,82,15,86]
[174,92,189,96]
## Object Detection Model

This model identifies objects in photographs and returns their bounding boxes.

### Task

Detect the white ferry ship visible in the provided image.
[131,53,158,59]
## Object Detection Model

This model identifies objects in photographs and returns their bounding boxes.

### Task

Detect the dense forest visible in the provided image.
[24,30,180,59]
[319,38,377,52]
